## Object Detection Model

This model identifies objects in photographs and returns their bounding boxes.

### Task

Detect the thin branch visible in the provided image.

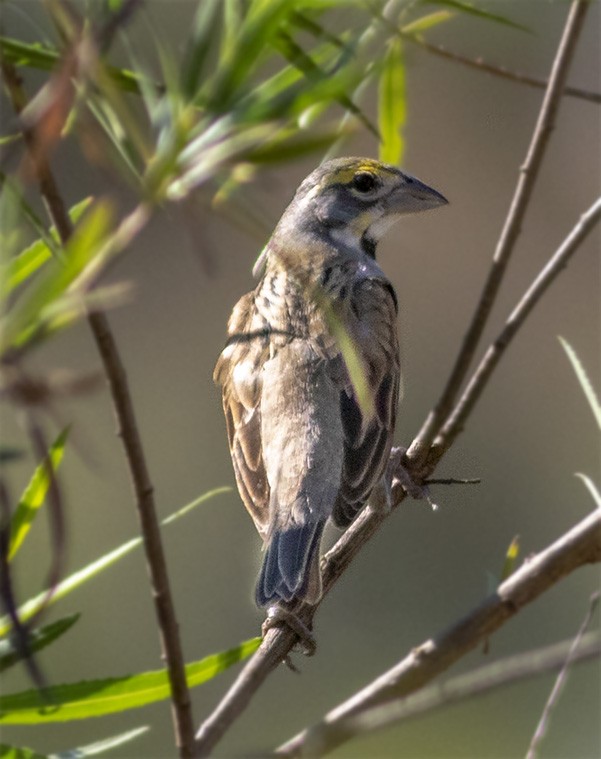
[403,33,601,105]
[526,592,600,759]
[437,195,601,452]
[1,57,196,757]
[407,0,591,468]
[276,512,601,757]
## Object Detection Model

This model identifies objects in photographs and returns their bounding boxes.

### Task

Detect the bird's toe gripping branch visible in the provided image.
[390,446,439,510]
[262,604,317,657]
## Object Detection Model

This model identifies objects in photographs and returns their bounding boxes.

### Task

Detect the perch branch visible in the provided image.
[0,57,195,757]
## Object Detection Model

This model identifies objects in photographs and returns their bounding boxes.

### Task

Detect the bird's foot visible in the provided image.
[262,604,317,657]
[390,447,439,510]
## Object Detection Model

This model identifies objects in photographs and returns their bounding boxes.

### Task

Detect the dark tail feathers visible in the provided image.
[255,521,325,607]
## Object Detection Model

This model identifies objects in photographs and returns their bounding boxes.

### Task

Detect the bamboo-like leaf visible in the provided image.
[423,0,529,32]
[401,10,455,34]
[0,615,79,674]
[500,535,520,581]
[559,337,601,430]
[0,744,47,758]
[0,487,231,637]
[0,638,260,723]
[575,473,601,510]
[50,726,148,758]
[9,428,70,561]
[181,0,221,98]
[378,39,405,165]
[2,199,93,298]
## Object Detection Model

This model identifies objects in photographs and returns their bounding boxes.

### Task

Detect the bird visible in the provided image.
[214,157,447,615]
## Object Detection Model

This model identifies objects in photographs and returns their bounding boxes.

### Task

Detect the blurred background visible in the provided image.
[1,1,599,757]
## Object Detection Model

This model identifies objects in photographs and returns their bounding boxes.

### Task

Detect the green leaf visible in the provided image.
[0,638,260,723]
[401,10,455,34]
[0,487,231,637]
[9,428,70,561]
[2,198,93,298]
[181,0,221,98]
[378,39,405,165]
[50,726,148,758]
[423,1,530,32]
[0,615,80,674]
[559,337,601,430]
[1,200,114,354]
[0,744,47,759]
[500,535,520,581]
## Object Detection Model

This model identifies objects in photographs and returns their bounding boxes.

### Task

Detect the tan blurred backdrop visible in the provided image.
[1,2,600,757]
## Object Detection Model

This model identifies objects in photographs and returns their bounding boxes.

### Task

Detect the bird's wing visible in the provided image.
[213,292,271,537]
[332,277,400,527]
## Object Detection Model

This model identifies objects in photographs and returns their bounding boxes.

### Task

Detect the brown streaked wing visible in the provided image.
[214,292,271,536]
[332,278,400,528]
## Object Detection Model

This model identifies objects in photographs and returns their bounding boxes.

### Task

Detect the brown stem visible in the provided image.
[1,58,195,757]
[407,0,591,467]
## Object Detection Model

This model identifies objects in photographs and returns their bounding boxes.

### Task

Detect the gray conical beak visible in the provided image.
[388,173,448,215]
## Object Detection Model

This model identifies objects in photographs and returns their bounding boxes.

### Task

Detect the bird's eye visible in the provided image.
[352,172,377,193]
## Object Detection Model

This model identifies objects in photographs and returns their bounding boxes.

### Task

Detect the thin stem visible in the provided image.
[437,196,601,452]
[403,33,601,105]
[1,58,195,757]
[407,0,591,468]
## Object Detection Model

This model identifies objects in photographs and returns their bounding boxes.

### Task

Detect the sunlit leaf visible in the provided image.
[401,10,455,34]
[2,199,93,298]
[500,535,520,581]
[559,337,601,430]
[0,615,79,674]
[0,743,47,759]
[378,39,405,165]
[51,726,148,758]
[0,487,231,637]
[0,638,260,723]
[9,428,70,561]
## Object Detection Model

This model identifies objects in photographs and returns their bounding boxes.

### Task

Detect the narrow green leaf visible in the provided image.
[559,337,601,430]
[378,39,405,165]
[2,199,93,298]
[401,10,455,34]
[9,428,70,561]
[0,744,47,759]
[423,0,529,32]
[0,638,260,723]
[0,615,80,674]
[50,726,148,758]
[575,473,601,510]
[181,0,221,98]
[0,487,231,637]
[500,535,520,581]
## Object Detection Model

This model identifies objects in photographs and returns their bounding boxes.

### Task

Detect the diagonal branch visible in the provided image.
[0,56,195,757]
[277,578,601,757]
[407,0,591,468]
[435,195,601,455]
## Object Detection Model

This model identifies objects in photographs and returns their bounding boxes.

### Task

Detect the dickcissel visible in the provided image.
[214,157,446,615]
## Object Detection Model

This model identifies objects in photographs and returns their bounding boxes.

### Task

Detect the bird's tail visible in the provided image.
[255,521,325,608]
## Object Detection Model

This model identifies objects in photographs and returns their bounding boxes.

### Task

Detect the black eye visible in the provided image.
[352,172,377,193]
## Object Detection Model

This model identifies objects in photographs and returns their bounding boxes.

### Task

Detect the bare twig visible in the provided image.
[407,0,591,468]
[437,196,601,452]
[276,512,601,757]
[403,34,601,105]
[193,5,594,753]
[1,57,195,757]
[526,592,600,759]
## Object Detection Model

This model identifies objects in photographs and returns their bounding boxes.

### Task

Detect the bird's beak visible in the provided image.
[388,174,448,215]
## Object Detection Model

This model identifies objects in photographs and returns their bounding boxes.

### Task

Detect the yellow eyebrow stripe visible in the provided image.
[323,160,398,186]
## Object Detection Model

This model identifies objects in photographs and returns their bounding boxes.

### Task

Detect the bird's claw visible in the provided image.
[391,447,439,510]
[263,605,317,657]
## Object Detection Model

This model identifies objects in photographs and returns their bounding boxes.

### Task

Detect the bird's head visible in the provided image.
[278,157,448,260]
